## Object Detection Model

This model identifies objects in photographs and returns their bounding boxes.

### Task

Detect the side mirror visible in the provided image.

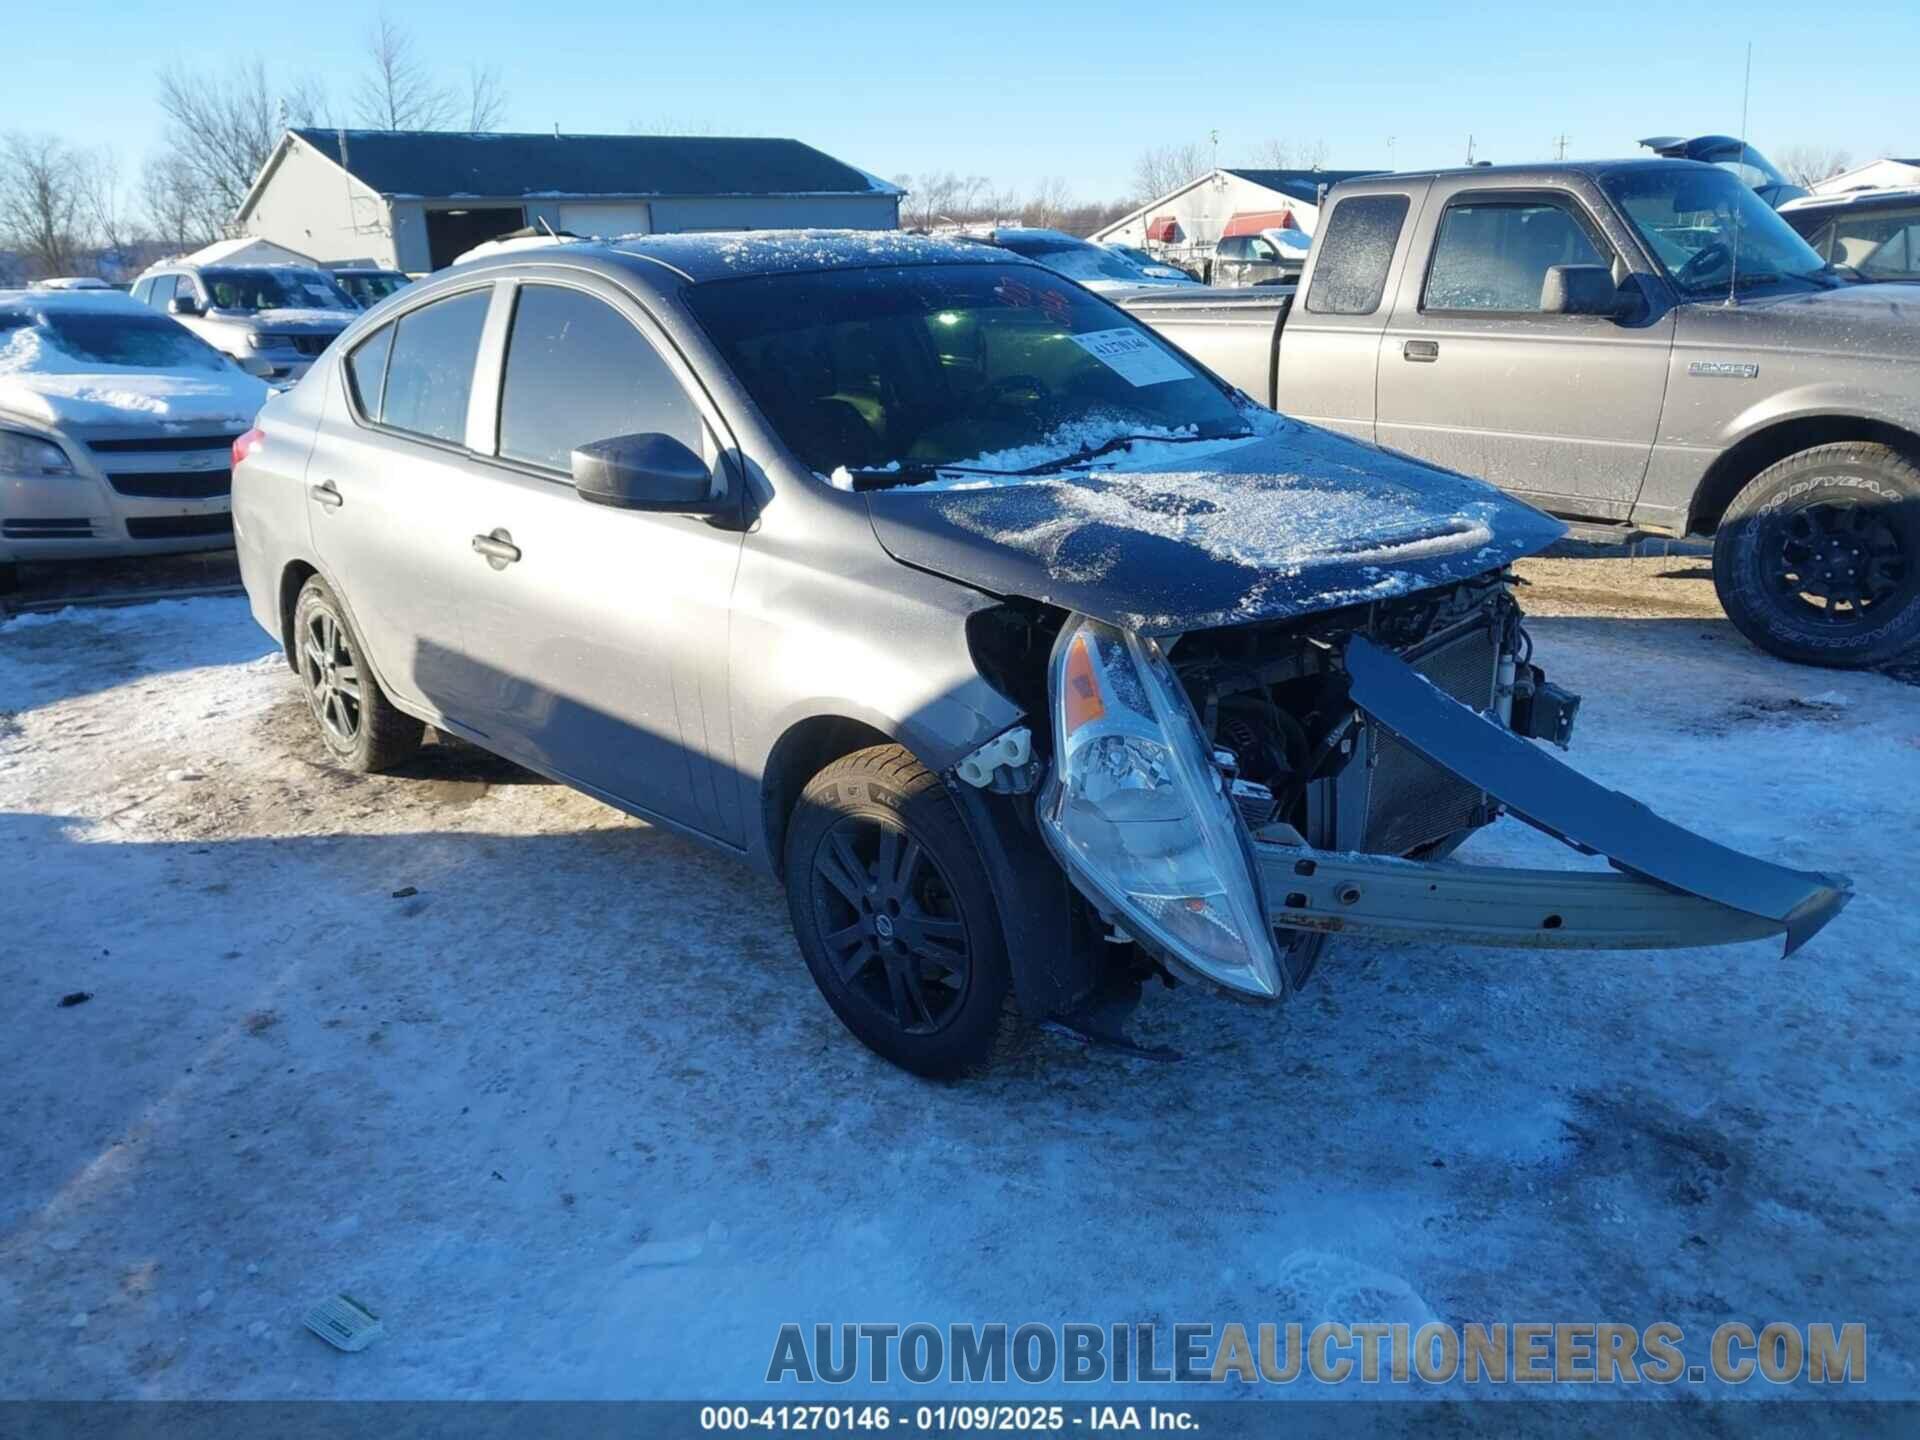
[1540,264,1623,317]
[571,432,722,513]
[167,296,202,317]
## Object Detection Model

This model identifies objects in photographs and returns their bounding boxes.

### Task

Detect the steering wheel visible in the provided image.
[1677,242,1731,285]
[986,373,1050,407]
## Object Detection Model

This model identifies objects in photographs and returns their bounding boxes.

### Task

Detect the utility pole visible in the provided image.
[1553,134,1570,161]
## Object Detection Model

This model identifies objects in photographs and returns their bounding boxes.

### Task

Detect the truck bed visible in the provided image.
[1116,286,1294,408]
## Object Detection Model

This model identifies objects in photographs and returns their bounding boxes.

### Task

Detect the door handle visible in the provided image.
[1403,340,1440,363]
[471,528,521,568]
[308,480,343,509]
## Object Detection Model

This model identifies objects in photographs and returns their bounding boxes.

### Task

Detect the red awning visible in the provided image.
[1221,209,1295,237]
[1146,215,1180,242]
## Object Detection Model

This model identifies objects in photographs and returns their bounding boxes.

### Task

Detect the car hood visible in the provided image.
[1678,282,1920,364]
[865,420,1566,634]
[0,366,270,432]
[213,307,352,332]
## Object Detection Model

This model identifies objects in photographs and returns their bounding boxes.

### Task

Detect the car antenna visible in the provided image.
[535,215,558,238]
[1729,41,1752,306]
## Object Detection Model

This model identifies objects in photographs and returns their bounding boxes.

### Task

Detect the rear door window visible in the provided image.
[496,284,703,473]
[1424,199,1608,312]
[377,288,491,444]
[1305,194,1411,315]
[345,323,396,419]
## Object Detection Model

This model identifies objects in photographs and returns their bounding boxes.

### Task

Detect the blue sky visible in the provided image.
[7,0,1916,200]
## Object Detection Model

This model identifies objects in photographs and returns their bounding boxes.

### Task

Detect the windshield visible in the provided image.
[686,263,1249,478]
[200,267,356,313]
[0,306,234,371]
[995,237,1149,284]
[335,272,409,308]
[1602,167,1835,297]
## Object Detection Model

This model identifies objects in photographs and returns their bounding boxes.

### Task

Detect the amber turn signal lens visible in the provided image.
[1062,631,1106,737]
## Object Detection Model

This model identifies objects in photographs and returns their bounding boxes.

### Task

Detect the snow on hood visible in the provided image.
[230,307,352,330]
[0,326,269,431]
[864,417,1567,634]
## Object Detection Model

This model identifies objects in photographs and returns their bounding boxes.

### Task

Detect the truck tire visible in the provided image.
[0,562,17,596]
[1712,443,1920,668]
[784,744,1011,1076]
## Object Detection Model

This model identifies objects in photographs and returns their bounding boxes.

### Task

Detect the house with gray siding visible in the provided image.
[235,129,902,273]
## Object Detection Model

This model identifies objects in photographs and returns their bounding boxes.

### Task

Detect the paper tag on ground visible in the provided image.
[1067,328,1193,387]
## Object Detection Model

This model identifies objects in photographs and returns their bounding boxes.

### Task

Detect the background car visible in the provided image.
[329,266,413,309]
[1102,242,1202,283]
[971,227,1198,291]
[1637,134,1809,209]
[128,262,358,382]
[1780,188,1920,284]
[0,290,268,590]
[1209,228,1312,287]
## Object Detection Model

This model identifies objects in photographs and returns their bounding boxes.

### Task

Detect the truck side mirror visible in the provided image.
[1540,265,1622,317]
[167,296,202,317]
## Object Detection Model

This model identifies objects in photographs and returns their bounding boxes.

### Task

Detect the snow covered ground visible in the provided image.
[2,590,1917,1404]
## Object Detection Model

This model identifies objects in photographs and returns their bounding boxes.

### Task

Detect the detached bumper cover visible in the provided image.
[1255,636,1851,957]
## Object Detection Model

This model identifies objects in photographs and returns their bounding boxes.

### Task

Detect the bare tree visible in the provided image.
[1247,137,1329,171]
[466,63,509,132]
[141,152,220,252]
[1020,176,1074,229]
[0,133,88,277]
[157,60,293,226]
[79,148,142,267]
[1775,144,1853,188]
[630,116,717,137]
[1132,141,1211,203]
[355,11,456,130]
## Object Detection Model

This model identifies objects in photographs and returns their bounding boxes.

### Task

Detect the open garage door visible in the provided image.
[426,207,526,269]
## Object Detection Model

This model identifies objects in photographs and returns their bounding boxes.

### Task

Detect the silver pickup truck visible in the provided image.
[1120,159,1920,668]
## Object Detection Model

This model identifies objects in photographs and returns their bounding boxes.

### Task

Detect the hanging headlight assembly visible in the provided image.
[1038,615,1286,1000]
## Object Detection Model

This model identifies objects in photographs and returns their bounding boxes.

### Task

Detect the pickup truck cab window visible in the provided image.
[1304,194,1410,316]
[1806,204,1920,282]
[496,283,702,472]
[1601,166,1837,298]
[1423,199,1608,312]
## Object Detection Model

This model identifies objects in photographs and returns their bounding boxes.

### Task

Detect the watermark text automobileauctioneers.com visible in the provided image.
[766,1321,1867,1388]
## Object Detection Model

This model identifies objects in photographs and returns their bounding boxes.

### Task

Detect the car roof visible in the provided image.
[448,228,1044,288]
[1782,187,1920,213]
[0,288,150,316]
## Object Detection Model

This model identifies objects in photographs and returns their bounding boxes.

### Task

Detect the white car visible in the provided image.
[129,263,358,383]
[0,290,269,587]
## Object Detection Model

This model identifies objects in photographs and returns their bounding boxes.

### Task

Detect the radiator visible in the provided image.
[1362,618,1500,855]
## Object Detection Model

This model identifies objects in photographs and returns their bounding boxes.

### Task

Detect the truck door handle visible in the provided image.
[308,480,343,509]
[471,529,521,568]
[1403,340,1439,363]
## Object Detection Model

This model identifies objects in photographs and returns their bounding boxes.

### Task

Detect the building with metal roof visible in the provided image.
[234,129,902,273]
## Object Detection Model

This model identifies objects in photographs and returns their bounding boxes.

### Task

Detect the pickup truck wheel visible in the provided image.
[292,576,424,773]
[785,744,1010,1076]
[0,562,17,595]
[1712,443,1920,668]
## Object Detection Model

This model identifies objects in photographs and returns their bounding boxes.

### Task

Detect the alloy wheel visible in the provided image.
[808,816,973,1035]
[1762,502,1909,624]
[300,604,363,745]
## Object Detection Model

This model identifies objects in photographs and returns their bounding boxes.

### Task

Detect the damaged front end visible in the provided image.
[1022,577,1851,1006]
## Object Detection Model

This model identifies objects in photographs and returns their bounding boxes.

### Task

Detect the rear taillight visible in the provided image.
[232,427,265,467]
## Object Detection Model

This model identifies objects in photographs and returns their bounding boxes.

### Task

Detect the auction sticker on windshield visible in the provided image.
[1068,328,1193,387]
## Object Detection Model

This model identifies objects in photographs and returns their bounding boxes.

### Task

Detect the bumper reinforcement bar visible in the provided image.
[1273,635,1855,957]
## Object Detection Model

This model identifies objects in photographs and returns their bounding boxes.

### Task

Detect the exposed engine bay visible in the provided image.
[962,571,1850,1027]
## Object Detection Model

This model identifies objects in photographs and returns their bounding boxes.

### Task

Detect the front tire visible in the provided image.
[784,745,1010,1076]
[1712,443,1920,668]
[291,576,424,773]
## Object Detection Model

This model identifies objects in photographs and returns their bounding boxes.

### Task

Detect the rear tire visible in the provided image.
[291,576,424,773]
[784,744,1010,1076]
[1712,443,1920,668]
[0,562,17,596]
